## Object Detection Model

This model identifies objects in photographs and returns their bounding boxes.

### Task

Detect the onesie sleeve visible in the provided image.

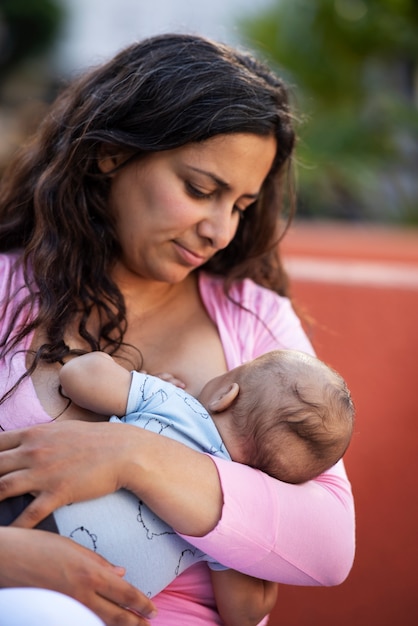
[184,274,356,586]
[124,371,169,414]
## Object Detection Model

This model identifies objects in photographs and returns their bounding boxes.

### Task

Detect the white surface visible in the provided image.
[285,256,418,289]
[0,588,105,626]
[54,0,273,73]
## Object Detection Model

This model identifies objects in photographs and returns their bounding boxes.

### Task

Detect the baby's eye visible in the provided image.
[186,182,215,199]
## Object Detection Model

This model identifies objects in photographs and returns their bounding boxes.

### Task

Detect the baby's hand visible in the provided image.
[155,372,186,389]
[141,370,186,389]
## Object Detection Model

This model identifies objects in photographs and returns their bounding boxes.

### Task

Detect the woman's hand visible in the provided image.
[0,527,157,626]
[0,420,223,535]
[0,422,128,527]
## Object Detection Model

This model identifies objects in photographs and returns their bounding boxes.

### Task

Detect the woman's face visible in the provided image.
[102,133,276,283]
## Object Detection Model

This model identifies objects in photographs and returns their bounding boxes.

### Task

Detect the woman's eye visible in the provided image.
[186,182,214,199]
[233,205,245,217]
[233,201,254,218]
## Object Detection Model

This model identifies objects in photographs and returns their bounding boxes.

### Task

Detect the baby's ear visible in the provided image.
[208,383,239,413]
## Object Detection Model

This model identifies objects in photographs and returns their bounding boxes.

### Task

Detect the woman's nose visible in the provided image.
[197,206,237,250]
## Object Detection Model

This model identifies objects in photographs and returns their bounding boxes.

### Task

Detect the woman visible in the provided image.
[0,34,355,626]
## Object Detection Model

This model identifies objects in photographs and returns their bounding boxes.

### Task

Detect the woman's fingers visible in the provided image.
[0,422,122,503]
[0,429,21,451]
[67,548,158,625]
[0,527,157,626]
[94,565,158,625]
[9,492,61,528]
[0,463,66,527]
[0,432,22,479]
[78,584,157,626]
[59,545,158,626]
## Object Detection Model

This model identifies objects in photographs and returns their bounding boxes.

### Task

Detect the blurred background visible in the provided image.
[1,1,417,625]
[1,0,417,224]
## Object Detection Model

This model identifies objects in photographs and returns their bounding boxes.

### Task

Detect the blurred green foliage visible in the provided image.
[0,0,64,84]
[240,0,418,223]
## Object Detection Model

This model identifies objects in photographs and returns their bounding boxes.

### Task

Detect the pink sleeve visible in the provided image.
[185,274,356,586]
[181,457,355,586]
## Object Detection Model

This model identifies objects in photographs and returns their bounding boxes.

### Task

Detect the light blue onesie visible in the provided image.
[54,372,230,597]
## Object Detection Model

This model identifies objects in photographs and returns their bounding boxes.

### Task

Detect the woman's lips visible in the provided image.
[173,241,206,267]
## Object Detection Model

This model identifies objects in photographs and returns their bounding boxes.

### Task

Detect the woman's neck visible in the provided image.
[111,262,197,317]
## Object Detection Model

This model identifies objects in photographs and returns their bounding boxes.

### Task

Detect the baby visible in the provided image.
[60,349,354,486]
[2,349,354,624]
[53,348,354,599]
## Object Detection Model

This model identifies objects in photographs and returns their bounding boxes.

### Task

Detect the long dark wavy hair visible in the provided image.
[0,33,297,393]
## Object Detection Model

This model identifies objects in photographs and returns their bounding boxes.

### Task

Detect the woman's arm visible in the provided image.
[0,421,223,536]
[0,419,354,586]
[210,569,278,626]
[195,278,356,586]
[0,526,157,626]
[183,456,355,586]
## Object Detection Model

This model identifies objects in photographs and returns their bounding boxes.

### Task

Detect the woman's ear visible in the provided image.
[208,383,240,413]
[98,155,117,174]
[97,145,126,174]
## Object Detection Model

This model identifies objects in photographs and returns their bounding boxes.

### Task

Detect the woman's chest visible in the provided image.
[123,299,226,397]
[25,281,227,420]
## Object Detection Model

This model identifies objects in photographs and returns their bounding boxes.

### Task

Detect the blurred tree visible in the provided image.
[0,0,64,86]
[0,0,64,174]
[240,0,418,223]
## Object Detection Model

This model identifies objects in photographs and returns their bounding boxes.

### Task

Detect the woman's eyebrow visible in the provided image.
[188,166,259,200]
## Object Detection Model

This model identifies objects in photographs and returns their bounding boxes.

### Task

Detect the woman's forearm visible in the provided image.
[118,426,355,586]
[0,420,354,587]
[0,421,223,536]
[120,425,224,536]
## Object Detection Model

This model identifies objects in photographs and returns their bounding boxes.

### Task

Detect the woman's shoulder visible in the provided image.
[198,271,314,359]
[198,271,286,313]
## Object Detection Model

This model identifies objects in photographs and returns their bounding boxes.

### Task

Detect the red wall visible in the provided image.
[268,222,418,626]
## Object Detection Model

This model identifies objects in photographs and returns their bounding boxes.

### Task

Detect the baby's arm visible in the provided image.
[59,352,132,417]
[210,568,278,626]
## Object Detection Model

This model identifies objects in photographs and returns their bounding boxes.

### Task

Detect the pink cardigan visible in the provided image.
[0,253,355,625]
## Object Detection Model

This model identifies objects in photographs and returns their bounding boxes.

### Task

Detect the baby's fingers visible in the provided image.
[153,372,186,388]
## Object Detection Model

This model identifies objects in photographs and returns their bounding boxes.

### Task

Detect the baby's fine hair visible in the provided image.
[231,351,355,484]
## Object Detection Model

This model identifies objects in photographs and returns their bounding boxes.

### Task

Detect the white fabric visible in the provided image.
[54,371,231,598]
[0,588,105,626]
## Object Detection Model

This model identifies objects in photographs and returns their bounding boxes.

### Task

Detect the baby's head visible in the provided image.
[217,350,355,484]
